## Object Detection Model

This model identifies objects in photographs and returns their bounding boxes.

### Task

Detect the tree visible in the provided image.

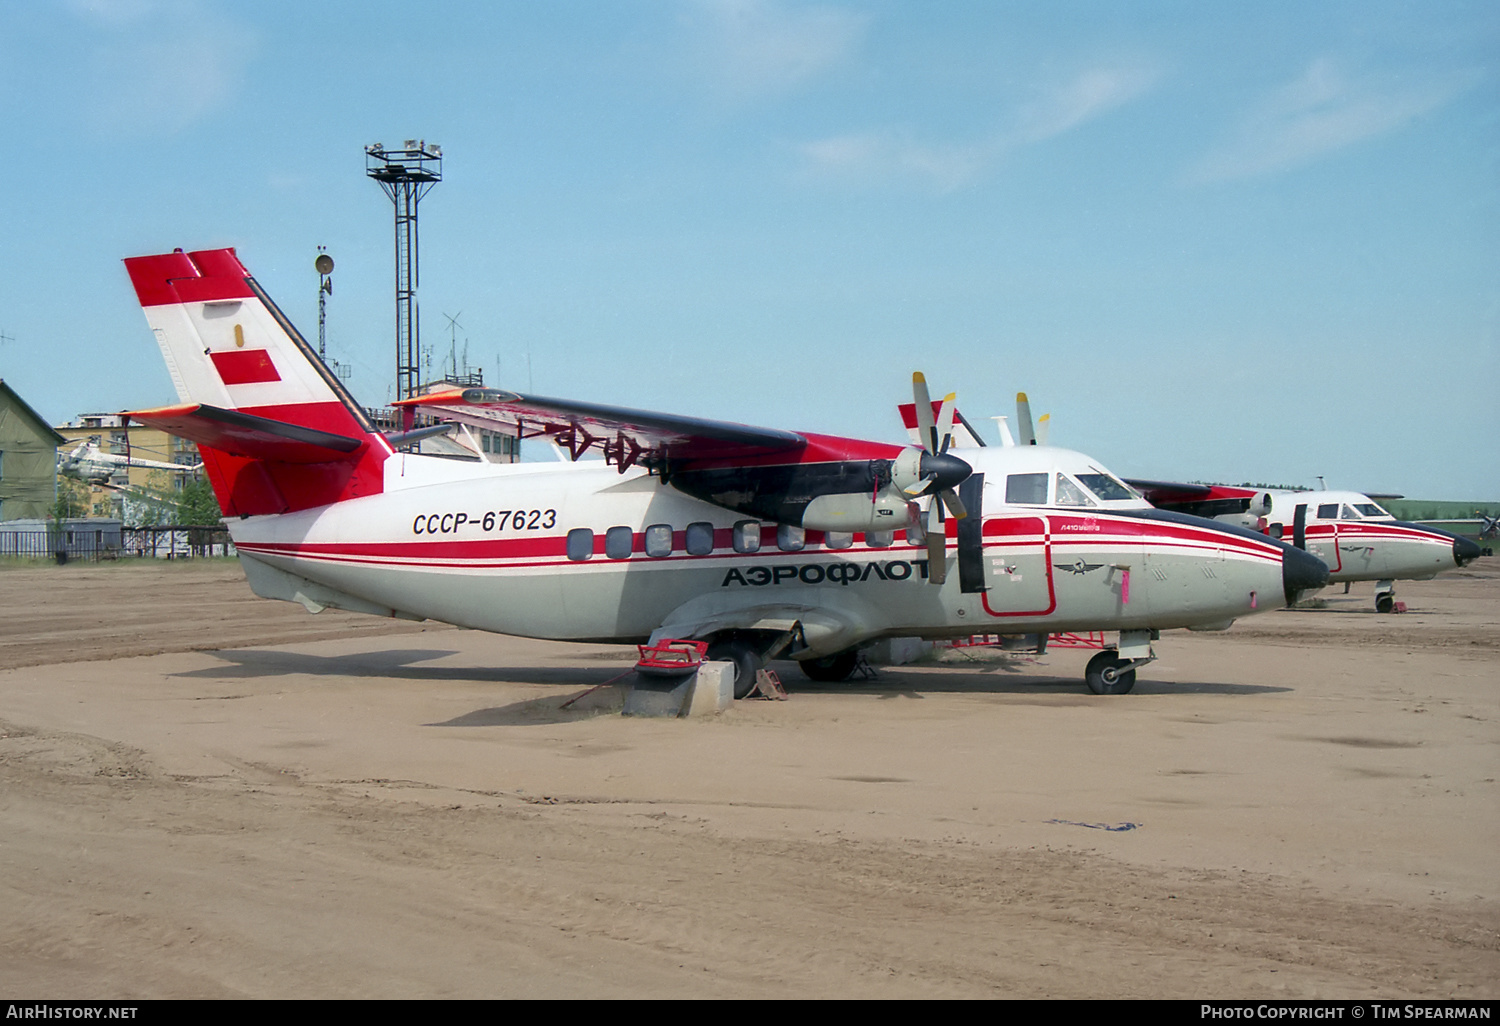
[174,479,223,526]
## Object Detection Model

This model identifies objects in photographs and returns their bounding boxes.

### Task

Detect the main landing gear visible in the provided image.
[798,649,860,682]
[1084,630,1158,695]
[706,637,765,700]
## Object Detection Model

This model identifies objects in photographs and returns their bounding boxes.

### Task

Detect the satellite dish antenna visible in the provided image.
[315,254,334,275]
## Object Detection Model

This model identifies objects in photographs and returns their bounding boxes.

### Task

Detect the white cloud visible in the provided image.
[70,0,256,138]
[797,63,1159,191]
[1186,58,1478,184]
[1013,64,1160,143]
[683,0,867,98]
[799,130,988,191]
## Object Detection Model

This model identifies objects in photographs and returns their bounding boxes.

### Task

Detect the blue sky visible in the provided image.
[1,0,1495,499]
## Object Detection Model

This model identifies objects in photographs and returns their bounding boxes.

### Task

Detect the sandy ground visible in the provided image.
[0,558,1495,999]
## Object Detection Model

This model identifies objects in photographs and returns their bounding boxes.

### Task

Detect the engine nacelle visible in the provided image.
[801,491,918,533]
[1213,512,1266,531]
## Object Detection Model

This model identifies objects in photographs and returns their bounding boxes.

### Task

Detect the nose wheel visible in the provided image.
[1374,580,1396,614]
[1085,651,1138,695]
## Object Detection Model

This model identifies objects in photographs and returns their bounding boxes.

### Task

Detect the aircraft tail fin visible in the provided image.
[123,248,391,516]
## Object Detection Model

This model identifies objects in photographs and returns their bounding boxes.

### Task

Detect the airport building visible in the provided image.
[0,379,67,522]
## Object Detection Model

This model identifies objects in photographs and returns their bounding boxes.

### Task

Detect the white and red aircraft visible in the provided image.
[1125,483,1485,613]
[120,247,1327,696]
[922,391,1486,615]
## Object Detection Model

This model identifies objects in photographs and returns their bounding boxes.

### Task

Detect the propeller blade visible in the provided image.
[912,373,937,453]
[936,392,957,453]
[927,527,947,585]
[904,473,935,496]
[1036,412,1050,447]
[1016,392,1035,446]
[940,488,967,521]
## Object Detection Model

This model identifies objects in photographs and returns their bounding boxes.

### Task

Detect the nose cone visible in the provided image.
[1453,534,1484,566]
[1283,545,1329,607]
[919,451,972,493]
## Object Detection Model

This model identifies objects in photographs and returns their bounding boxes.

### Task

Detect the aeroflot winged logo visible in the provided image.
[1054,559,1105,575]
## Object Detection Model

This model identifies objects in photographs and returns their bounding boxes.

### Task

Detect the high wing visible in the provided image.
[392,387,813,470]
[1123,480,1263,519]
[393,387,971,535]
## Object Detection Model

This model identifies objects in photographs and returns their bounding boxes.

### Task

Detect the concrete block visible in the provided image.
[685,662,734,716]
[622,675,691,717]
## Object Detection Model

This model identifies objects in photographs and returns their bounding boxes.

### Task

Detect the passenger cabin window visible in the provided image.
[1054,474,1096,507]
[866,531,893,548]
[1006,473,1049,504]
[605,526,634,559]
[645,524,672,558]
[732,521,761,553]
[1317,503,1339,519]
[685,522,715,556]
[825,531,853,549]
[566,528,594,561]
[778,524,805,552]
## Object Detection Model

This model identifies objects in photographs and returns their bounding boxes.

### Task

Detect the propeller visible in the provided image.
[1015,393,1051,446]
[908,373,974,584]
[1016,392,1035,446]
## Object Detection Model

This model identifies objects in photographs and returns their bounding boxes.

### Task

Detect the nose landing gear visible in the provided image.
[1084,630,1158,695]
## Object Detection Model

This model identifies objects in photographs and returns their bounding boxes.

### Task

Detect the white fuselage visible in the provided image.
[1262,490,1461,583]
[228,446,1297,656]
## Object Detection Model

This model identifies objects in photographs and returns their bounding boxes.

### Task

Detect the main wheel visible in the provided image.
[706,638,763,699]
[799,649,859,683]
[1085,651,1136,695]
[1375,593,1395,614]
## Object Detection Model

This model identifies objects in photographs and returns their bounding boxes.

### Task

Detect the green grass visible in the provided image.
[1383,499,1498,522]
[0,554,241,571]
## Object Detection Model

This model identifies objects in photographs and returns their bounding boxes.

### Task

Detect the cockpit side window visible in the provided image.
[1339,504,1360,520]
[1005,473,1049,504]
[1076,472,1134,501]
[1317,503,1339,519]
[1054,473,1096,507]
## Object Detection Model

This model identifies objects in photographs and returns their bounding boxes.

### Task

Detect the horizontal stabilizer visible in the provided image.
[127,403,365,464]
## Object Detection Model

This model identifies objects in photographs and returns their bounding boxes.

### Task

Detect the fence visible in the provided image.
[0,526,235,562]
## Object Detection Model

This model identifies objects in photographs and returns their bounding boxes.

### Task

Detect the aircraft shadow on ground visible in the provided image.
[169,650,1288,724]
[783,669,1291,699]
[172,648,635,686]
[429,668,1292,727]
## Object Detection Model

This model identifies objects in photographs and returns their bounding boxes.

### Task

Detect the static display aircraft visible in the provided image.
[120,248,1327,696]
[926,391,1486,615]
[1125,484,1485,613]
[58,438,203,485]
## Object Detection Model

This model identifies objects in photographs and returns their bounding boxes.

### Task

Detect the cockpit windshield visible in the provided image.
[1054,473,1096,507]
[1354,503,1390,518]
[1076,472,1135,501]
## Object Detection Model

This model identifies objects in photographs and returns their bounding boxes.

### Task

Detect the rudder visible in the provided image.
[124,248,390,517]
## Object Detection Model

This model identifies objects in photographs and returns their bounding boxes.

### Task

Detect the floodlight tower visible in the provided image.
[366,140,442,400]
[315,247,334,360]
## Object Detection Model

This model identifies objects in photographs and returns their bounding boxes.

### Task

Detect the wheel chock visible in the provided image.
[751,669,789,700]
